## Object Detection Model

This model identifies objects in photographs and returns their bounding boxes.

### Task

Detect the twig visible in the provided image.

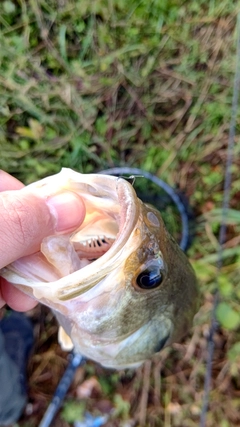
[137,360,152,426]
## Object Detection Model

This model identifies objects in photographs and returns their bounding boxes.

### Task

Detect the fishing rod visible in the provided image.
[39,353,85,427]
[39,351,109,427]
[200,13,240,427]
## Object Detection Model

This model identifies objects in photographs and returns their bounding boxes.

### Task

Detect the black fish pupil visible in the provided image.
[136,267,163,289]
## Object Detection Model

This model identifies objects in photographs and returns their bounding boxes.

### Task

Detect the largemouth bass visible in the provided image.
[0,168,199,369]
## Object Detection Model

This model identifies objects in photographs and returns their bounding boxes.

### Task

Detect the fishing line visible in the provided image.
[200,13,240,427]
[100,167,190,252]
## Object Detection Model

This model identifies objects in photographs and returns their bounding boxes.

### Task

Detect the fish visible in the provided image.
[0,168,199,369]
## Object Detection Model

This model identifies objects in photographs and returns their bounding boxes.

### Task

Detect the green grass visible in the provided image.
[1,0,240,426]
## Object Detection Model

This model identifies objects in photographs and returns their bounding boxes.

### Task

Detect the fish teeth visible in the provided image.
[73,235,116,259]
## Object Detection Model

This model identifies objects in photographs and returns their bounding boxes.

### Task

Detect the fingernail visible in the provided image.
[46,192,86,232]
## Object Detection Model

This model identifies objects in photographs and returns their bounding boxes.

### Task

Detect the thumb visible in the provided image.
[0,188,86,268]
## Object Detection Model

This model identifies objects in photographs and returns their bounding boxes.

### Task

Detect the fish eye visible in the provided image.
[136,265,164,290]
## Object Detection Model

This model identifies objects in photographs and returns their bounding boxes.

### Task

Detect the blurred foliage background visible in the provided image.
[0,0,240,426]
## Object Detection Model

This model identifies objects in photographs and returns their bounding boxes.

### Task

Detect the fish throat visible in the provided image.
[41,205,120,279]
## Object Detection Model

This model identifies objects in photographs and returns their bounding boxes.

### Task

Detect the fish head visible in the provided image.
[0,168,199,369]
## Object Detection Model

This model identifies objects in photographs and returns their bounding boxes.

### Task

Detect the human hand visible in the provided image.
[0,170,86,311]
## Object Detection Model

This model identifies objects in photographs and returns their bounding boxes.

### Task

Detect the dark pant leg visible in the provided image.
[0,330,26,426]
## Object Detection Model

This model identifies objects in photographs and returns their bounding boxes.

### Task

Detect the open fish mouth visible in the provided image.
[1,169,140,301]
[0,168,199,369]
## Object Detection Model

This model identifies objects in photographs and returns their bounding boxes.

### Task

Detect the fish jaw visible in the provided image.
[70,315,173,369]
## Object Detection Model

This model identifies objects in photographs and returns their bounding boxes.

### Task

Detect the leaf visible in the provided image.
[16,119,43,140]
[61,400,85,423]
[216,302,240,330]
[113,394,130,419]
[3,0,16,14]
[59,25,67,62]
[227,342,240,362]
